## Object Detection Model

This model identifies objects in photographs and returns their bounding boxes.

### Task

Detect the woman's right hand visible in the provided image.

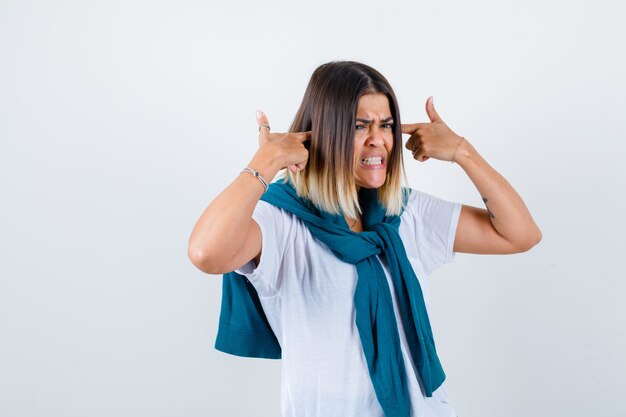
[255,110,310,173]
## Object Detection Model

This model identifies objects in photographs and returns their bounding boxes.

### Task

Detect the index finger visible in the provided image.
[401,123,424,135]
[292,131,311,142]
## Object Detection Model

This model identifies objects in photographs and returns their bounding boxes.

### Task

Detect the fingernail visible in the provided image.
[430,95,434,104]
[255,109,263,120]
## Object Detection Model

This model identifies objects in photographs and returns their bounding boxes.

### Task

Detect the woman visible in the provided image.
[188,61,542,417]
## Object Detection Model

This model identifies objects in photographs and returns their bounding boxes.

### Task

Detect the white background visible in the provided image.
[1,0,625,416]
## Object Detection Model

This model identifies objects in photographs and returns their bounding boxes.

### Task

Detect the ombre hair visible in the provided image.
[281,61,408,219]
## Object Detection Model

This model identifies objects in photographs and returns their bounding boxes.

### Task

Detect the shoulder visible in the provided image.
[251,200,299,244]
[253,200,294,222]
[399,187,462,270]
[401,187,459,217]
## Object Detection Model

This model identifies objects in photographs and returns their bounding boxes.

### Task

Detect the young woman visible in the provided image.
[188,61,542,417]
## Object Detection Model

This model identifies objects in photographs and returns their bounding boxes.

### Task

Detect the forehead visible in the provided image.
[356,93,391,117]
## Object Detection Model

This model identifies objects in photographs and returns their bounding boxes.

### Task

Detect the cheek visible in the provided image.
[385,134,395,150]
[354,130,367,142]
[353,137,365,154]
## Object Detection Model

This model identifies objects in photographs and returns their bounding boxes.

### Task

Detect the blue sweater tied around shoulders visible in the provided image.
[215,180,446,417]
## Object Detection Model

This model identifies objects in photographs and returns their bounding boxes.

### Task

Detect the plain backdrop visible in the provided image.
[1,0,625,416]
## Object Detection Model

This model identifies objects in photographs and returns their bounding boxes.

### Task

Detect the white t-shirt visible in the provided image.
[235,188,462,417]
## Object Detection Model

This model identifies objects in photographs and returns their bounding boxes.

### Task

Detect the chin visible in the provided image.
[355,168,389,190]
[357,179,386,189]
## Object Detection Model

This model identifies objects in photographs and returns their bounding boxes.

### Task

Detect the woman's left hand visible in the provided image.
[402,96,464,163]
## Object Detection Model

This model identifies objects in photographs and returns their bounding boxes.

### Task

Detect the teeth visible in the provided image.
[361,156,383,165]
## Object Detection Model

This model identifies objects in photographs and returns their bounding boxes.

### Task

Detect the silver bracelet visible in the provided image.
[241,166,269,192]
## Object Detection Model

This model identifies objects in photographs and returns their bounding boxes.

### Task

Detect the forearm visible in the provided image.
[187,151,282,267]
[454,138,542,248]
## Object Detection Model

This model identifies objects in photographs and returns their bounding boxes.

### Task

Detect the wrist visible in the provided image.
[452,137,476,166]
[247,149,283,183]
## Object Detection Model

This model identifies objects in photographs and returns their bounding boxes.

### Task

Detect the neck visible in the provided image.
[345,213,362,232]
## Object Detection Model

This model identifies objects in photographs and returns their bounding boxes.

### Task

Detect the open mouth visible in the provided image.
[360,156,385,166]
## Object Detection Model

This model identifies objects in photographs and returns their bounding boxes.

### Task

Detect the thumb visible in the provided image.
[425,96,442,123]
[256,109,271,141]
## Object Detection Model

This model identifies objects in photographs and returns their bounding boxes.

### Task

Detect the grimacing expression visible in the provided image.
[353,93,394,190]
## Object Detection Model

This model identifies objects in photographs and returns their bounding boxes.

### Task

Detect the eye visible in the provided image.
[355,125,366,130]
[382,123,394,129]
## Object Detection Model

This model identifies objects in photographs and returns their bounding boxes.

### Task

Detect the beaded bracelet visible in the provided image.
[241,166,269,192]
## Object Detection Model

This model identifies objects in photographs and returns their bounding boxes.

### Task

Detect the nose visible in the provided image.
[365,125,385,147]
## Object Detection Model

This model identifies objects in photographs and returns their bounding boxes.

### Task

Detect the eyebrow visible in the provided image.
[355,117,394,124]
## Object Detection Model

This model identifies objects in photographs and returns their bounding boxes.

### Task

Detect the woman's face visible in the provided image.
[353,93,394,190]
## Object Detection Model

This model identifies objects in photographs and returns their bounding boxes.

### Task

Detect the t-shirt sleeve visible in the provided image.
[401,188,462,276]
[234,200,289,297]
